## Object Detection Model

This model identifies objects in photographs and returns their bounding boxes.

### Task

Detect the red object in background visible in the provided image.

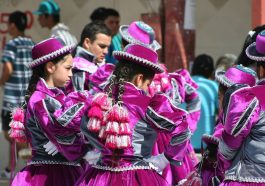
[161,0,195,72]
[0,11,34,50]
[0,13,9,34]
[252,0,265,29]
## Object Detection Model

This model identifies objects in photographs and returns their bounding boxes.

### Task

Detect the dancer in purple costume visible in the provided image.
[65,22,112,94]
[201,65,257,186]
[10,38,93,186]
[120,20,200,185]
[75,44,191,186]
[217,30,265,186]
[149,68,201,185]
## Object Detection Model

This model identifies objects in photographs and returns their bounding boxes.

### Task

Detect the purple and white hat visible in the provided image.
[119,21,161,51]
[246,30,265,61]
[113,44,164,73]
[28,38,74,68]
[215,65,256,87]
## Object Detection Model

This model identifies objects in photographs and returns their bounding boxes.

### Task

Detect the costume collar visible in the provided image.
[36,78,64,97]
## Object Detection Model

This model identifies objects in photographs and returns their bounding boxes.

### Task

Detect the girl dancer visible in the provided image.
[201,65,256,186]
[11,38,91,186]
[76,44,191,186]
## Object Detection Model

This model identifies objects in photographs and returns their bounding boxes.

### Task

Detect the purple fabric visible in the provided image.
[175,69,198,89]
[125,44,158,64]
[187,109,200,133]
[78,82,190,185]
[27,79,91,161]
[251,85,265,110]
[213,114,224,139]
[217,151,232,174]
[224,67,256,87]
[256,33,265,54]
[73,57,97,73]
[12,164,83,186]
[168,73,186,102]
[113,44,163,73]
[223,87,260,149]
[89,63,114,89]
[149,72,171,97]
[30,38,73,68]
[127,22,152,45]
[153,133,196,173]
[75,167,169,186]
[148,94,187,127]
[149,70,200,185]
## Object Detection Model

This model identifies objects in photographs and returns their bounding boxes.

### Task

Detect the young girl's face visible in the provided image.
[132,73,154,93]
[51,54,73,88]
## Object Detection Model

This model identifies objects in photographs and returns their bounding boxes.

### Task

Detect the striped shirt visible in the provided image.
[1,36,34,111]
[51,23,77,46]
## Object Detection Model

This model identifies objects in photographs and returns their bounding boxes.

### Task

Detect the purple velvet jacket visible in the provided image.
[218,84,265,183]
[81,82,191,170]
[26,78,91,165]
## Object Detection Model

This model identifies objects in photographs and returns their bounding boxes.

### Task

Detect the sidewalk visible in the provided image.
[0,131,27,186]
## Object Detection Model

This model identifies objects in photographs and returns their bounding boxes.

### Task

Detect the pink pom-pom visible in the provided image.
[106,105,119,121]
[9,121,25,130]
[12,108,25,122]
[87,118,101,132]
[9,129,27,143]
[105,121,120,135]
[119,122,131,135]
[106,104,129,122]
[117,135,131,149]
[91,93,111,110]
[88,105,103,119]
[105,135,118,149]
[98,126,107,139]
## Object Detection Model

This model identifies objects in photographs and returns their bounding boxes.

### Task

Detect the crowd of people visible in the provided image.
[1,0,265,186]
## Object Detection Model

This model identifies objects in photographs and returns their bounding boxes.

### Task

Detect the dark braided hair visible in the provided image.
[110,59,155,102]
[24,54,69,106]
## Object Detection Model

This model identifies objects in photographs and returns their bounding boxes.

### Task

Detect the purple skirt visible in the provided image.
[220,181,265,186]
[11,164,83,186]
[75,167,169,186]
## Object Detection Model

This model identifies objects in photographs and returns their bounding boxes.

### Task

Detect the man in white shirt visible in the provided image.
[33,0,77,46]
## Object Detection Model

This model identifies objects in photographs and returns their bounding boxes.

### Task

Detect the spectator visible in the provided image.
[90,7,121,64]
[74,22,111,66]
[215,53,237,72]
[65,22,112,94]
[33,0,77,45]
[191,54,218,151]
[0,11,34,179]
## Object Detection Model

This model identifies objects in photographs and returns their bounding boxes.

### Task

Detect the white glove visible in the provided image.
[144,153,169,173]
[83,150,101,165]
[43,141,59,156]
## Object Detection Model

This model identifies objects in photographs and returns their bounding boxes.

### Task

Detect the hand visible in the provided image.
[43,141,58,156]
[144,153,169,173]
[83,150,101,165]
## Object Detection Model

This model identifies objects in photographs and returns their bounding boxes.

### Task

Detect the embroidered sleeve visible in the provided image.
[33,100,89,161]
[146,93,191,163]
[218,84,260,163]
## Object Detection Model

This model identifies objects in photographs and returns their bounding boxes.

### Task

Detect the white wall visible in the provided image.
[195,0,251,61]
[0,0,252,60]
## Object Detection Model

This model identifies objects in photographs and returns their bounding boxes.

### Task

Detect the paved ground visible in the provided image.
[0,132,26,186]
